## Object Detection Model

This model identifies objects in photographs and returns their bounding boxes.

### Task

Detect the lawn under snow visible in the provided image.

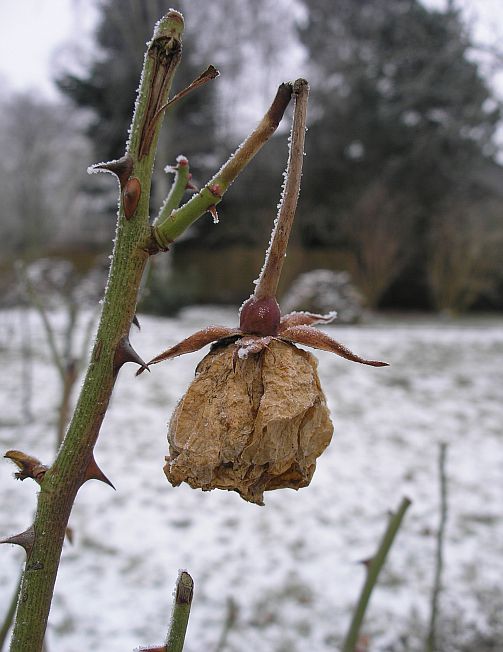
[0,307,502,651]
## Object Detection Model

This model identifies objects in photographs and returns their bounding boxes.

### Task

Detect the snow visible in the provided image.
[1,308,502,651]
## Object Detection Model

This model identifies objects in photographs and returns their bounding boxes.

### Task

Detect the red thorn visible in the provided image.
[208,205,219,224]
[123,177,142,220]
[114,336,149,374]
[1,525,35,556]
[82,455,115,490]
[91,154,134,190]
[357,557,373,570]
[138,646,166,652]
[186,180,198,191]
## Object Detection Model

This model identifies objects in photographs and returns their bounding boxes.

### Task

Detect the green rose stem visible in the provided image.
[165,571,194,652]
[342,497,412,652]
[1,12,292,651]
[138,571,194,652]
[151,81,294,248]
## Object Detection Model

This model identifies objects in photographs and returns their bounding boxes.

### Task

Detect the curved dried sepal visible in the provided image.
[81,455,115,490]
[123,177,142,220]
[138,326,241,375]
[280,325,389,367]
[279,310,337,331]
[114,336,149,374]
[1,525,35,556]
[89,154,134,190]
[4,450,48,484]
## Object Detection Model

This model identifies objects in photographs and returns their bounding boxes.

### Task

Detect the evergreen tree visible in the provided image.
[57,0,222,211]
[297,0,502,305]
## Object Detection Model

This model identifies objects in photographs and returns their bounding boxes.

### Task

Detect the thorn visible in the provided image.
[82,455,115,490]
[186,174,198,192]
[132,314,141,331]
[113,335,149,374]
[89,154,134,191]
[65,526,74,545]
[1,525,35,556]
[4,450,48,484]
[208,205,219,224]
[123,177,142,220]
[357,557,373,570]
[137,646,166,652]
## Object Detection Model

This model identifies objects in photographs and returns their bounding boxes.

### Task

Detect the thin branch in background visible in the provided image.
[0,572,21,651]
[16,263,64,380]
[19,308,33,424]
[342,496,412,652]
[213,597,238,652]
[426,442,448,652]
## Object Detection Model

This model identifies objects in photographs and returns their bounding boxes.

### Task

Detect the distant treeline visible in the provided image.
[1,0,502,312]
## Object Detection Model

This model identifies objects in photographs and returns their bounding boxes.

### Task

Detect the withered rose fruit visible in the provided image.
[164,339,334,505]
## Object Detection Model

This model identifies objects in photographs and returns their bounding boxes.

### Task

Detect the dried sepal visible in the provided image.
[279,310,337,331]
[4,450,47,484]
[138,325,241,375]
[280,325,389,367]
[164,339,333,505]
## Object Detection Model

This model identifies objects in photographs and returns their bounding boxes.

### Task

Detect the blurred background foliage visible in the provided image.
[1,0,503,314]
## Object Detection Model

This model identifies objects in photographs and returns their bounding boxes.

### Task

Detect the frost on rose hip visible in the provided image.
[164,340,333,505]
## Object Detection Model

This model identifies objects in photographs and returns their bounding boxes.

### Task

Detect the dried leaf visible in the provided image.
[164,340,333,504]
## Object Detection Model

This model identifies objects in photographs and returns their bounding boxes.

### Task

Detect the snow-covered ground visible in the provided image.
[1,307,502,651]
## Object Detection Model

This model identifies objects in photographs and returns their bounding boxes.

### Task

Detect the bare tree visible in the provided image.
[343,181,414,308]
[427,200,503,313]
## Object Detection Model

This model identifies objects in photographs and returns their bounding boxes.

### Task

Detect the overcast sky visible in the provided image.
[0,0,502,99]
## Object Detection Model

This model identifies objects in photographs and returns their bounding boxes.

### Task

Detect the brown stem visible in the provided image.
[254,79,309,300]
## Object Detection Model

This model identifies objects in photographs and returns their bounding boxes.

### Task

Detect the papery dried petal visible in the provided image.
[164,339,334,504]
[280,325,388,367]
